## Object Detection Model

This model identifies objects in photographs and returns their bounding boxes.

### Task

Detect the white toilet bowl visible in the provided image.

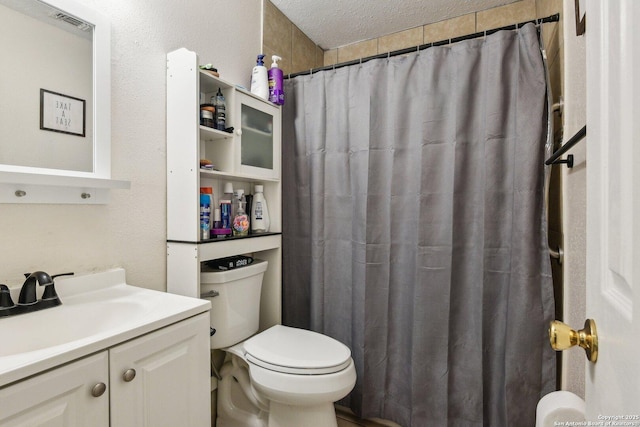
[201,261,357,426]
[217,325,357,427]
[536,391,586,427]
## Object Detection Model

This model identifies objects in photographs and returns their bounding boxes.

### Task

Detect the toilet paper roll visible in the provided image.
[536,391,586,427]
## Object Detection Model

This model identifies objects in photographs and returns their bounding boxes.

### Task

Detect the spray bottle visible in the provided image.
[268,55,284,105]
[250,54,269,100]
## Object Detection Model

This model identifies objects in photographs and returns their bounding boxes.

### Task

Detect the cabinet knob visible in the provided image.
[91,382,107,397]
[123,368,136,382]
[235,129,242,136]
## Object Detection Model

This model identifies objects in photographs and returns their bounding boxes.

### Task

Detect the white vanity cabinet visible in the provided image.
[0,314,210,427]
[0,352,109,426]
[166,48,282,330]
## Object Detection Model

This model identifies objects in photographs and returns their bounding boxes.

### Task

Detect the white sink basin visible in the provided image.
[0,300,148,357]
[0,268,210,387]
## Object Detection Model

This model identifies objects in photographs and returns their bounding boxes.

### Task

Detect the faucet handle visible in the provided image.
[0,284,15,310]
[52,272,74,280]
[40,272,73,305]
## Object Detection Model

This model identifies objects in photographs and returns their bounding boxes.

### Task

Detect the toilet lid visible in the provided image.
[244,325,352,375]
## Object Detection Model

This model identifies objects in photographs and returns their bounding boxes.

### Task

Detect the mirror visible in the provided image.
[0,0,111,179]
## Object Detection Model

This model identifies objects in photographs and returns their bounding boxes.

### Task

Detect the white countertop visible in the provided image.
[0,268,210,388]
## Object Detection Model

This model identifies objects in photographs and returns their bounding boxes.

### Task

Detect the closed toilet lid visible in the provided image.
[244,325,352,375]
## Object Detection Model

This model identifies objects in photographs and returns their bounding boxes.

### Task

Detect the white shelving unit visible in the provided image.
[166,48,282,330]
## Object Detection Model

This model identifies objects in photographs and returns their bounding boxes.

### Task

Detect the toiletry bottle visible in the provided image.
[213,88,226,131]
[220,200,232,231]
[223,182,234,220]
[250,54,269,100]
[244,194,253,234]
[251,184,270,233]
[268,55,284,105]
[232,190,249,236]
[199,187,213,240]
[200,104,215,128]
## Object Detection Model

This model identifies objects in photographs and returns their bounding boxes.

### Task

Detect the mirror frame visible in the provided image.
[0,0,111,179]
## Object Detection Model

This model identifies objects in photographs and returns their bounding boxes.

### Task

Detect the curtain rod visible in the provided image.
[285,13,560,80]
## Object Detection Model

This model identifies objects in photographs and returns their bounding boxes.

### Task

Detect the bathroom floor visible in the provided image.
[336,406,401,427]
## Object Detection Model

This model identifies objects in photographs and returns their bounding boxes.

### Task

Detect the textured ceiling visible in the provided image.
[270,0,521,50]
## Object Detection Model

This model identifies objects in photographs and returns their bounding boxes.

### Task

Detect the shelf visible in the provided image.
[199,70,234,93]
[168,232,282,245]
[200,125,233,141]
[199,168,279,183]
[167,234,282,262]
[0,171,130,204]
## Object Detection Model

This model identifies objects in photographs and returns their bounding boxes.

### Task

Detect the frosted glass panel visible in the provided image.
[241,104,273,170]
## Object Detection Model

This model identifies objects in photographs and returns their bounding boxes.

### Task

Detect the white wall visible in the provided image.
[561,0,587,398]
[0,0,261,291]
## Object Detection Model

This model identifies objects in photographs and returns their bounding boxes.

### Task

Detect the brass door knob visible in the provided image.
[548,319,598,363]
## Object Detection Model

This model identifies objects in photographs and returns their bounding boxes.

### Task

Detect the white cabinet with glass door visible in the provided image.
[166,48,282,334]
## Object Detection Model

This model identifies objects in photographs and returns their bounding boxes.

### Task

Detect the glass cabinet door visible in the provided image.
[235,92,280,179]
[241,104,273,170]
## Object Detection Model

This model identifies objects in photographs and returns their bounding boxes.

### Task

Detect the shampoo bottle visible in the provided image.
[250,54,269,100]
[268,55,284,105]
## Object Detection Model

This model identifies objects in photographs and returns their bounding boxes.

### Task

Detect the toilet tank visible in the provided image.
[201,259,268,349]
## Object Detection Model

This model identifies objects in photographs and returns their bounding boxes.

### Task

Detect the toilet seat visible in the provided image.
[244,325,352,375]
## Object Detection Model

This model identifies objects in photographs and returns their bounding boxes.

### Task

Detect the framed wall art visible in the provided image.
[40,89,86,137]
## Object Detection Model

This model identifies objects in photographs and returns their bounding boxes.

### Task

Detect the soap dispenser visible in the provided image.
[250,54,269,100]
[268,55,284,105]
[232,189,250,236]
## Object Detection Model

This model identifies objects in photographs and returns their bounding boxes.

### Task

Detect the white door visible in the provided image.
[585,0,640,417]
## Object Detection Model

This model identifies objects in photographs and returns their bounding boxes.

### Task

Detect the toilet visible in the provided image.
[536,391,586,427]
[201,259,356,427]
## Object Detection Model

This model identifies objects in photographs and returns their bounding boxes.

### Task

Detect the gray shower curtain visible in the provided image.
[282,23,555,426]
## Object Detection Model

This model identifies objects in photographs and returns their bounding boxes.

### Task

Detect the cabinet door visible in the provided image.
[0,352,109,427]
[235,92,281,179]
[109,313,211,427]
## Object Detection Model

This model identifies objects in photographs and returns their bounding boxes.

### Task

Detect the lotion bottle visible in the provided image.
[250,54,269,100]
[268,55,284,105]
[251,185,270,233]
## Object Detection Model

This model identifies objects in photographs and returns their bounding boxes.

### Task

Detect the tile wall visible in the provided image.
[262,0,324,76]
[323,0,562,69]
